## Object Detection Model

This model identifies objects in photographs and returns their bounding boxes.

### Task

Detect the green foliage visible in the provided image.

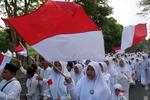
[0,0,44,53]
[138,0,150,17]
[74,0,123,52]
[0,30,12,51]
[126,39,150,53]
[0,0,123,53]
[0,0,44,17]
[26,44,38,56]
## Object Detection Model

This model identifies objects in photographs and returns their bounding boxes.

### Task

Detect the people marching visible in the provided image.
[1,52,150,100]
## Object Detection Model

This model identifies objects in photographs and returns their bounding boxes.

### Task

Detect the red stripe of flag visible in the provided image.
[0,53,4,65]
[2,1,99,45]
[132,23,147,45]
[15,42,25,52]
[113,47,120,51]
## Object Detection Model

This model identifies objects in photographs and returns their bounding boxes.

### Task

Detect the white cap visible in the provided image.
[114,83,123,90]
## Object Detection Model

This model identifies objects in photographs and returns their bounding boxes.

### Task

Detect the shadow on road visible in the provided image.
[129,81,150,100]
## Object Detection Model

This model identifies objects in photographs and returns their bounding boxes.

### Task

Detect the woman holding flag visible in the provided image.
[47,61,72,100]
[65,61,111,100]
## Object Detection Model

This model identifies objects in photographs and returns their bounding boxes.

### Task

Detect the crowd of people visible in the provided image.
[0,52,150,100]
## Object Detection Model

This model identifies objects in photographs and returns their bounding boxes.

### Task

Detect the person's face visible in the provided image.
[54,61,62,73]
[40,60,48,69]
[67,66,72,72]
[119,60,124,67]
[1,69,14,80]
[115,89,121,95]
[74,67,80,74]
[136,59,139,62]
[86,65,95,80]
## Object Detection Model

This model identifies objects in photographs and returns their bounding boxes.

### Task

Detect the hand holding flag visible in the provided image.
[47,79,53,100]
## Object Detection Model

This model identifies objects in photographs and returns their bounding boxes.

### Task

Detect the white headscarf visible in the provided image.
[71,64,84,85]
[75,61,111,100]
[49,61,70,99]
[99,62,111,87]
[100,62,108,73]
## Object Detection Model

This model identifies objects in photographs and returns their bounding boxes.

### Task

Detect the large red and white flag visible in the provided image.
[0,53,11,72]
[121,23,147,51]
[15,42,27,57]
[2,1,105,61]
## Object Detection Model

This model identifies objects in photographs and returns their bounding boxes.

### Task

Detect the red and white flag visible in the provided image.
[113,47,120,52]
[15,42,27,57]
[0,53,11,72]
[121,23,147,51]
[3,1,105,61]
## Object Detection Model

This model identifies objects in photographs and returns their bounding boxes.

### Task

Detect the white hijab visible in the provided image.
[75,61,111,100]
[71,64,84,85]
[49,61,70,99]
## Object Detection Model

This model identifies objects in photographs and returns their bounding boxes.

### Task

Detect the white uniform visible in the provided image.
[140,55,149,85]
[38,67,52,99]
[134,61,141,81]
[70,61,111,100]
[116,64,131,99]
[0,77,22,100]
[112,94,127,100]
[26,74,40,100]
[111,84,127,100]
[100,62,111,87]
[71,64,84,85]
[48,61,71,100]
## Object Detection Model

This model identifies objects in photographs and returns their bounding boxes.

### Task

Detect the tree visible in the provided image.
[74,0,123,52]
[0,0,44,50]
[0,29,12,51]
[0,0,123,52]
[138,0,150,17]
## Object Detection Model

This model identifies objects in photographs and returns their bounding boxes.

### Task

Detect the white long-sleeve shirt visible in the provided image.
[0,77,22,100]
[112,94,127,100]
[26,75,39,100]
[39,67,52,97]
[20,66,27,75]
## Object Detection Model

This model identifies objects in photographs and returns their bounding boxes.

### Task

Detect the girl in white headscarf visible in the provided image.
[111,83,127,100]
[99,62,111,87]
[103,58,118,93]
[116,59,132,100]
[68,61,111,100]
[141,54,149,86]
[71,64,84,85]
[48,61,71,100]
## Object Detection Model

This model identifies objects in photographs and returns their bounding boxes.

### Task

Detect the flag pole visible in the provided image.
[48,62,66,78]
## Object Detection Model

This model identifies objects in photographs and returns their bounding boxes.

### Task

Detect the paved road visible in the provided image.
[129,81,150,100]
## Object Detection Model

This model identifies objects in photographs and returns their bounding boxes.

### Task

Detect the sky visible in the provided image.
[108,0,150,38]
[108,0,149,25]
[0,0,149,36]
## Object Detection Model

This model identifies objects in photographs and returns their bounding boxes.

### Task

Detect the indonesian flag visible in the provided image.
[2,1,105,61]
[113,47,120,52]
[15,42,27,57]
[121,23,147,51]
[0,53,11,72]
